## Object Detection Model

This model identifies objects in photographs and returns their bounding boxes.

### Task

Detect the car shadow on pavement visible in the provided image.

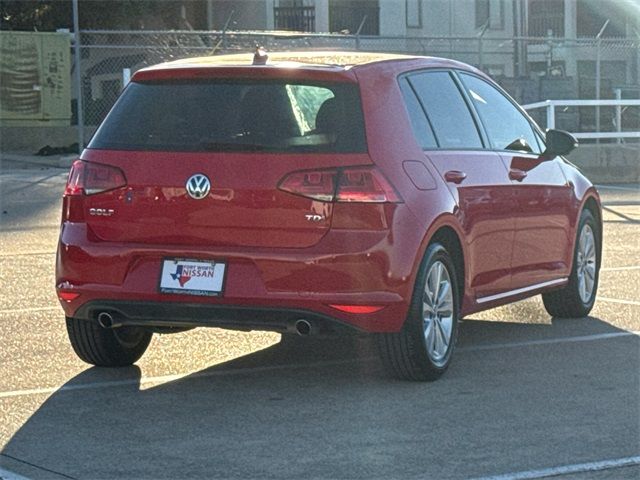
[0,167,68,243]
[2,316,639,479]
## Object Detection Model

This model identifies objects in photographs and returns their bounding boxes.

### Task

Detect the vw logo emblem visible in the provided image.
[185,174,211,200]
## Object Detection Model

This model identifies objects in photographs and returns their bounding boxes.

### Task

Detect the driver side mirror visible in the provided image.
[543,129,578,157]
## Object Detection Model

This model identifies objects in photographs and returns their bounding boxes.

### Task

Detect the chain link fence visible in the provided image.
[74,30,640,144]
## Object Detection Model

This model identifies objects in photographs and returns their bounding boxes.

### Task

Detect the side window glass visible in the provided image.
[408,71,483,149]
[399,78,438,149]
[459,73,540,153]
[534,130,546,152]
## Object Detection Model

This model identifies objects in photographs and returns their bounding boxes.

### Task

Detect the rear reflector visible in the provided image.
[279,166,401,203]
[64,160,127,196]
[58,291,80,302]
[328,304,385,314]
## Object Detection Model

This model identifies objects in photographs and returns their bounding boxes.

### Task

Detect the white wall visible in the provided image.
[379,0,407,36]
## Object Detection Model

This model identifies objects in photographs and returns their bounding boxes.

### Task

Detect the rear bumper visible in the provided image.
[74,300,359,334]
[56,211,425,333]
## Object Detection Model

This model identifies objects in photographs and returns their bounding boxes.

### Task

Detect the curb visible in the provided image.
[0,153,76,169]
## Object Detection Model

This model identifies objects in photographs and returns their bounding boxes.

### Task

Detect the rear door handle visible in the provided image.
[509,168,528,182]
[444,170,467,184]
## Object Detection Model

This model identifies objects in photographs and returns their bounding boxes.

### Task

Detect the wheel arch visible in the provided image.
[429,226,465,305]
[415,216,469,315]
[581,193,603,268]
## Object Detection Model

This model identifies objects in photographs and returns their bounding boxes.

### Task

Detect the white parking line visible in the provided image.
[0,357,365,400]
[601,265,640,272]
[599,297,640,306]
[0,306,58,316]
[0,251,55,258]
[0,331,637,400]
[472,455,640,480]
[596,184,640,191]
[0,467,31,480]
[460,331,638,352]
[7,293,635,316]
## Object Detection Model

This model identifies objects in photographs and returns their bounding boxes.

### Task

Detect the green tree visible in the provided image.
[0,0,200,31]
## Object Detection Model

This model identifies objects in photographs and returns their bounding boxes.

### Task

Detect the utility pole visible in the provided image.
[207,0,214,30]
[478,21,489,71]
[72,0,84,152]
[595,19,610,142]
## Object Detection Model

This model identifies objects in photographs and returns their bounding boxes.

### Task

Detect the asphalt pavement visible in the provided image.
[0,160,638,480]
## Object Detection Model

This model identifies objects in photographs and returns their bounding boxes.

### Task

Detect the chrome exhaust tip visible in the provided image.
[294,319,313,336]
[97,312,116,329]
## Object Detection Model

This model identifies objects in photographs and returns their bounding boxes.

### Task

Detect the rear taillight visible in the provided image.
[278,166,401,203]
[64,160,85,196]
[64,160,127,196]
[278,168,337,202]
[62,160,127,223]
[335,167,401,203]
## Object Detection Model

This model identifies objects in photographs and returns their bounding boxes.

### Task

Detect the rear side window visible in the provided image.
[89,80,366,153]
[398,78,438,149]
[459,73,541,153]
[408,71,483,149]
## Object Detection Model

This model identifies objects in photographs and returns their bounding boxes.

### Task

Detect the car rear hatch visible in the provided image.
[78,72,371,249]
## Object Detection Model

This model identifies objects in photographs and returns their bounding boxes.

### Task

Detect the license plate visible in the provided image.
[159,258,226,297]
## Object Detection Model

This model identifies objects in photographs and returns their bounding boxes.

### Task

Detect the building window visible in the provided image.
[476,0,504,30]
[274,0,316,32]
[576,0,627,38]
[329,0,379,35]
[528,0,565,37]
[406,0,422,29]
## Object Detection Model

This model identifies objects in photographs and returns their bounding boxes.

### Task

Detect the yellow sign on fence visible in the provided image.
[0,31,71,126]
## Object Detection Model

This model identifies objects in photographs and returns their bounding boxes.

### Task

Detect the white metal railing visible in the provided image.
[522,99,640,140]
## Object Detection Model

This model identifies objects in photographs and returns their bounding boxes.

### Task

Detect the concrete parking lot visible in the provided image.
[0,160,638,480]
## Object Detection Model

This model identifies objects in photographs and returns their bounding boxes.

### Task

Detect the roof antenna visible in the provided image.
[253,46,268,65]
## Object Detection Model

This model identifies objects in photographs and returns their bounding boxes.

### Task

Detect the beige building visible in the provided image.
[243,0,637,100]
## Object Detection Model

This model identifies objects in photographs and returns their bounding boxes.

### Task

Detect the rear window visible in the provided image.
[89,80,367,153]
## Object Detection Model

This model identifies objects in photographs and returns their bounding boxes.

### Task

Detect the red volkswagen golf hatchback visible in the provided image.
[56,51,601,381]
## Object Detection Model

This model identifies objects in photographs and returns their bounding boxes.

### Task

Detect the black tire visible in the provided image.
[377,243,460,381]
[66,317,152,367]
[542,209,600,318]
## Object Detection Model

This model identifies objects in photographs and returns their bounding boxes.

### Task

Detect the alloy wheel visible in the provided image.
[576,224,597,303]
[423,261,454,366]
